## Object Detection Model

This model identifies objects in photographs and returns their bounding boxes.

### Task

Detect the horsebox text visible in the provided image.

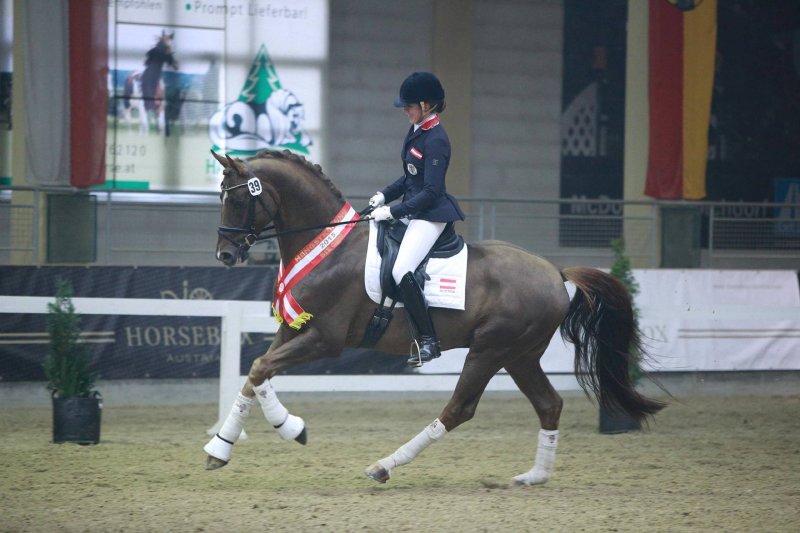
[124,325,269,348]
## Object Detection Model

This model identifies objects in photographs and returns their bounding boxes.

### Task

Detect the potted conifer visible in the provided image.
[598,238,644,434]
[46,278,102,444]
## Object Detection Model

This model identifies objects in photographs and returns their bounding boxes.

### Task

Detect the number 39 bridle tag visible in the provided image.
[247,177,262,196]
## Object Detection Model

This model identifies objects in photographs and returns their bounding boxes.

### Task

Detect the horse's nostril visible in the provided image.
[219,251,234,265]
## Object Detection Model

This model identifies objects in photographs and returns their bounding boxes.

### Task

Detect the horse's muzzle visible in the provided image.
[217,246,248,266]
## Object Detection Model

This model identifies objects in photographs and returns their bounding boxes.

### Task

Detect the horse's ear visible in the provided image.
[226,155,247,176]
[210,150,228,168]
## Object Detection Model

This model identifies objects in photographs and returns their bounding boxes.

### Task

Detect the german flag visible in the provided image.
[645,0,717,200]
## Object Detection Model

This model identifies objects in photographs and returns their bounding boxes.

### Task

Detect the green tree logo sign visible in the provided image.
[209,45,312,155]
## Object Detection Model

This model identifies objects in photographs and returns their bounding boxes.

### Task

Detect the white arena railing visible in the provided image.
[0,296,569,436]
[3,291,798,433]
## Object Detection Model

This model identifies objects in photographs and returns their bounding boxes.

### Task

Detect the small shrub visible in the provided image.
[45,278,96,398]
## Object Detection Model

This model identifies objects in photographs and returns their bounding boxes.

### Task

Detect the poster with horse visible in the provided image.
[106,0,327,190]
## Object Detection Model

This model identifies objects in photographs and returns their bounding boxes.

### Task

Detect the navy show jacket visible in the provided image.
[381,115,465,222]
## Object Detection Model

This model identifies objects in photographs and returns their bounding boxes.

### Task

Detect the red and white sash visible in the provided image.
[273,203,359,329]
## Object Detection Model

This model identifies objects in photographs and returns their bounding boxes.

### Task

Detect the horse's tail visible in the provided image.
[559,266,666,423]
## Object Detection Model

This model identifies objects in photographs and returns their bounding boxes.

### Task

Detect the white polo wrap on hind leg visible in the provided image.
[203,393,254,462]
[513,429,559,486]
[378,418,448,471]
[253,380,305,441]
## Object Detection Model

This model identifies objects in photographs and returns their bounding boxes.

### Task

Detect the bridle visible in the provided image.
[217,161,373,259]
[217,161,277,258]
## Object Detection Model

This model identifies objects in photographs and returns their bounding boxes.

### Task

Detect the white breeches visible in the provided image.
[392,219,446,285]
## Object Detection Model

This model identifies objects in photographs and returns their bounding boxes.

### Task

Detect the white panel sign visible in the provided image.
[420,270,800,374]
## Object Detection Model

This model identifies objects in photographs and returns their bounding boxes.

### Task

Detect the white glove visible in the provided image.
[371,205,393,222]
[369,192,385,208]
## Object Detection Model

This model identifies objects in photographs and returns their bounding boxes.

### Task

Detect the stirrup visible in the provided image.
[408,339,423,368]
[406,338,440,367]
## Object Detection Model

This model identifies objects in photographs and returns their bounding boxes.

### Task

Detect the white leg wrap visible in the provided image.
[203,393,254,461]
[378,418,447,472]
[513,429,559,486]
[253,380,305,441]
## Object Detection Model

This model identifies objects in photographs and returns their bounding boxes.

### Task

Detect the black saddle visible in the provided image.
[376,220,464,302]
[359,220,465,349]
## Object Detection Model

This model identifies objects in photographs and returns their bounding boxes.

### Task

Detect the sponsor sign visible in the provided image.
[106,0,327,190]
[0,265,408,381]
[0,266,276,380]
[419,270,800,374]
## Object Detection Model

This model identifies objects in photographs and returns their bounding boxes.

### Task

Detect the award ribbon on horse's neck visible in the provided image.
[273,203,360,329]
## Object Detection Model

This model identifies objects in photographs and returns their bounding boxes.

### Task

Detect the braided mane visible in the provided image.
[251,149,344,202]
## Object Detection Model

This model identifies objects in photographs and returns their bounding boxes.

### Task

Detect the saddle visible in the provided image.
[376,220,464,300]
[361,220,464,348]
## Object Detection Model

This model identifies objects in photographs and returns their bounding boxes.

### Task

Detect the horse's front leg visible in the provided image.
[203,327,332,470]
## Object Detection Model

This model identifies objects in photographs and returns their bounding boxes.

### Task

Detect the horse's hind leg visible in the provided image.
[504,350,563,486]
[365,350,501,483]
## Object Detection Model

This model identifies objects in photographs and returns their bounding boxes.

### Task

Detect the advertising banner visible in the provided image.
[420,269,800,374]
[0,266,276,381]
[106,0,327,190]
[0,265,407,382]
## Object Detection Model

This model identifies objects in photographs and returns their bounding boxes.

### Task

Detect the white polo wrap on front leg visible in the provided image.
[378,418,448,471]
[513,429,559,486]
[253,380,304,441]
[203,393,254,462]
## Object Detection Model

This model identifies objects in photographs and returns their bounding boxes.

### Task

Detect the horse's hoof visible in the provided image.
[512,472,549,486]
[205,455,228,470]
[364,462,390,484]
[276,414,306,443]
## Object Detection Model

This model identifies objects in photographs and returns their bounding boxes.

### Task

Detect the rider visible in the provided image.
[370,71,465,367]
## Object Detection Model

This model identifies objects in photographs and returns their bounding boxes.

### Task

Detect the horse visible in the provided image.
[123,31,178,136]
[204,149,666,485]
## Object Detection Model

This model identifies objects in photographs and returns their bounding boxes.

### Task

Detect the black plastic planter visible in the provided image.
[52,394,102,444]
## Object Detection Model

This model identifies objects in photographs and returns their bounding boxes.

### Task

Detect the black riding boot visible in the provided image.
[398,272,441,367]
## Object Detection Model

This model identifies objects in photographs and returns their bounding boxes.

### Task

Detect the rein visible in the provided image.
[217,161,373,255]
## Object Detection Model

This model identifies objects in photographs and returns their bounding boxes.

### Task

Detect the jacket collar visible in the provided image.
[406,115,440,143]
[419,114,439,131]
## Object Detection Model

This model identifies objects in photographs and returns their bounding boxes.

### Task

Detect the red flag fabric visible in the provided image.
[69,0,108,187]
[645,0,716,200]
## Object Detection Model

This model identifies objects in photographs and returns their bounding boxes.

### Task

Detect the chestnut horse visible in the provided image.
[204,149,665,485]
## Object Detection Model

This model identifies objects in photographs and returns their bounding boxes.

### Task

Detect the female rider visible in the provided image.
[370,72,465,367]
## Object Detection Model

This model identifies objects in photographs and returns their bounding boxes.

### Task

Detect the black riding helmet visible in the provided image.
[393,72,445,107]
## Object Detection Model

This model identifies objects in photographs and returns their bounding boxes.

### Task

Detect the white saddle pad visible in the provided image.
[364,220,467,310]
